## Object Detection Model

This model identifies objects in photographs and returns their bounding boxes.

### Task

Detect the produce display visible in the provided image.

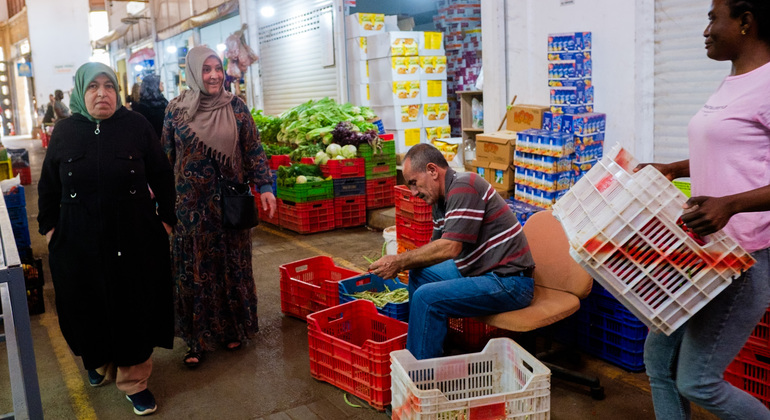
[251,109,281,144]
[276,163,325,188]
[276,98,377,145]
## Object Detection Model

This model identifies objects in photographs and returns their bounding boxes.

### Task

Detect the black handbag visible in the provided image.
[213,160,258,230]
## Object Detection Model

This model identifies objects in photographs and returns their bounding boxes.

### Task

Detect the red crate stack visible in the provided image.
[365,177,396,209]
[334,195,366,228]
[307,299,408,411]
[394,185,432,251]
[13,167,31,185]
[360,135,397,209]
[320,158,365,179]
[279,199,335,234]
[279,256,360,320]
[725,305,770,409]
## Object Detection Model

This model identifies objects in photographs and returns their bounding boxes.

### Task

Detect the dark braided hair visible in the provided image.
[729,0,770,43]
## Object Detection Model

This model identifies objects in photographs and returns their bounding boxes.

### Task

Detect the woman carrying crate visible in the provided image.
[638,1,770,418]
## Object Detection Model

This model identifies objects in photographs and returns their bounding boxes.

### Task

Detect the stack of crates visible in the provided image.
[360,135,397,209]
[307,299,408,411]
[393,185,431,252]
[572,282,648,372]
[725,306,770,408]
[276,163,335,235]
[3,186,31,252]
[8,148,31,185]
[321,156,367,229]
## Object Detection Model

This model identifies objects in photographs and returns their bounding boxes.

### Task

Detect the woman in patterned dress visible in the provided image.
[162,46,276,368]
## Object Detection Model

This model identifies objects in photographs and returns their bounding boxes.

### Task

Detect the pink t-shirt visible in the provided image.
[688,61,770,252]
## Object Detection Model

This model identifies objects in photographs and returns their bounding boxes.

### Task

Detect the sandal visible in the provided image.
[183,350,203,368]
[226,341,242,351]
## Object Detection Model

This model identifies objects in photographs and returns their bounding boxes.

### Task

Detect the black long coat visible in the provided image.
[38,107,177,369]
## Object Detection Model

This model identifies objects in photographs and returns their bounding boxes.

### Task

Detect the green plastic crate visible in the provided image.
[357,140,395,160]
[365,155,397,179]
[277,179,334,203]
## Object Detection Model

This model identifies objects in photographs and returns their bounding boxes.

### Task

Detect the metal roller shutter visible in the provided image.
[654,0,730,162]
[258,0,338,116]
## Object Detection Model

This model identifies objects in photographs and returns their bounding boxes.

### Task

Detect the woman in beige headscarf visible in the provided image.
[162,46,276,368]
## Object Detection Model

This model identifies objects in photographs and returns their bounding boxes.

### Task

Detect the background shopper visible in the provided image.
[53,89,70,119]
[162,46,276,368]
[132,74,168,138]
[37,62,176,416]
[369,143,535,360]
[639,1,770,418]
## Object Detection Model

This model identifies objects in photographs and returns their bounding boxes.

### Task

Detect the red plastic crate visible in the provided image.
[365,177,396,209]
[394,185,432,223]
[254,192,279,225]
[269,154,291,170]
[279,256,361,320]
[379,133,394,141]
[395,214,432,246]
[13,167,31,185]
[334,195,366,228]
[725,344,770,409]
[279,199,335,234]
[748,307,770,352]
[320,158,365,179]
[447,318,513,352]
[307,299,408,411]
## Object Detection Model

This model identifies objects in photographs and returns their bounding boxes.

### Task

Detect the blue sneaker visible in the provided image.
[87,369,107,387]
[126,389,157,416]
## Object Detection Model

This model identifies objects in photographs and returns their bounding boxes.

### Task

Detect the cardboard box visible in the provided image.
[421,80,447,103]
[422,103,449,127]
[348,60,368,83]
[489,162,515,190]
[506,105,550,132]
[367,31,421,59]
[347,13,385,39]
[419,31,446,56]
[475,130,517,166]
[350,84,369,107]
[387,128,425,154]
[347,37,368,61]
[369,81,421,106]
[419,56,448,80]
[368,56,421,81]
[471,159,494,184]
[372,104,421,130]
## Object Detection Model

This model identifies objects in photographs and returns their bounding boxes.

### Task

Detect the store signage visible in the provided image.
[17,62,32,77]
[561,0,575,5]
[344,0,356,6]
[54,64,76,74]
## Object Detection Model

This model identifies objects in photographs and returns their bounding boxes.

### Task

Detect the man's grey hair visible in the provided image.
[404,143,448,173]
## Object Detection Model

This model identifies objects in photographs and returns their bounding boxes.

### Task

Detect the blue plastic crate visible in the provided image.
[3,185,25,208]
[338,273,409,322]
[575,315,646,372]
[332,177,366,197]
[12,226,30,248]
[7,206,28,229]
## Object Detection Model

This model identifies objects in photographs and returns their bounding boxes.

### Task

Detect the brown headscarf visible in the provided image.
[168,46,238,166]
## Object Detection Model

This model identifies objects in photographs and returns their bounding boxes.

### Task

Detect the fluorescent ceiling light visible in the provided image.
[260,6,275,17]
[166,45,177,54]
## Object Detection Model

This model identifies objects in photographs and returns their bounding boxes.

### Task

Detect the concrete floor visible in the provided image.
[0,136,719,420]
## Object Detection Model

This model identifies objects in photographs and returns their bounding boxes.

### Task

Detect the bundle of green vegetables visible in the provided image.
[276,163,325,188]
[277,98,377,145]
[251,109,282,144]
[346,286,409,308]
[263,143,293,158]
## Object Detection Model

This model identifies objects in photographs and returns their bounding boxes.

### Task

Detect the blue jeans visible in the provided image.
[644,248,770,420]
[407,259,534,360]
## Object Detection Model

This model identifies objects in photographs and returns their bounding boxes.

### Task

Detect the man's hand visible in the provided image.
[369,254,402,280]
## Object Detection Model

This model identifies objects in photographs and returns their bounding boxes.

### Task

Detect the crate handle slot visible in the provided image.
[355,277,373,287]
[755,353,770,365]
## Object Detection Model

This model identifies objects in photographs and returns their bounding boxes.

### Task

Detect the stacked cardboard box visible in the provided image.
[469,130,516,199]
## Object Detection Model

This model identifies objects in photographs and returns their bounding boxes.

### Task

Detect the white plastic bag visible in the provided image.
[0,174,20,193]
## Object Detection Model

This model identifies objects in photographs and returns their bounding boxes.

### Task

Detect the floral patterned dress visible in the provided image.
[162,96,271,352]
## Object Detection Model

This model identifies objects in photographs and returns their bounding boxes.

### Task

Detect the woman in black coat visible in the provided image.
[37,62,176,416]
[132,74,168,138]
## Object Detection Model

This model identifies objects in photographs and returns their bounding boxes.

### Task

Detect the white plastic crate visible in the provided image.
[552,145,755,335]
[390,338,551,420]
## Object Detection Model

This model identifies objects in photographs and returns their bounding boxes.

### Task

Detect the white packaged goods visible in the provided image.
[367,31,421,59]
[422,103,449,127]
[369,57,421,81]
[390,338,551,420]
[386,128,424,154]
[419,56,448,80]
[372,105,422,130]
[347,13,385,39]
[552,145,755,335]
[369,81,421,106]
[347,37,368,61]
[420,80,447,103]
[348,60,369,83]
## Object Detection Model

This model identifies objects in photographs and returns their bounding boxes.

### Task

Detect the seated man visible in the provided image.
[369,143,535,360]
